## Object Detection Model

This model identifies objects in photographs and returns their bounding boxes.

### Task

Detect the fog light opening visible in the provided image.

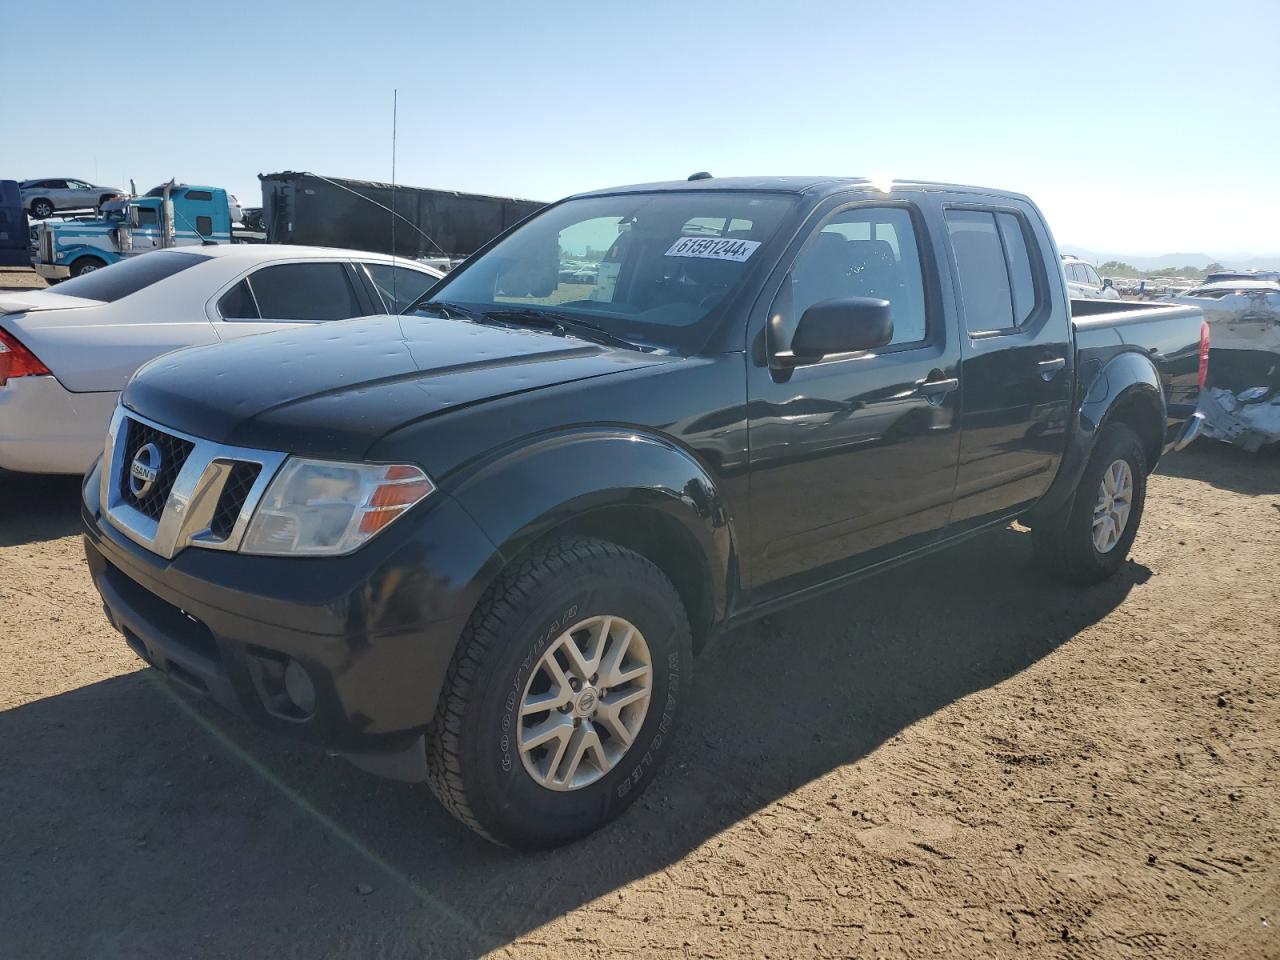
[283,658,317,717]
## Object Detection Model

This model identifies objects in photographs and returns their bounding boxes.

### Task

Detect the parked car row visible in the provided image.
[558,259,599,283]
[58,175,1208,848]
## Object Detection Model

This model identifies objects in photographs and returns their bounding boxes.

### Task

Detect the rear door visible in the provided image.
[41,180,70,209]
[942,200,1072,530]
[210,259,381,339]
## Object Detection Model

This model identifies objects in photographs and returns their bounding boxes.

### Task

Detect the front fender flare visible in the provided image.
[448,428,736,628]
[59,244,120,268]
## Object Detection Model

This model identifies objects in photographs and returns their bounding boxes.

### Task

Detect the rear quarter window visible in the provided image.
[51,251,211,303]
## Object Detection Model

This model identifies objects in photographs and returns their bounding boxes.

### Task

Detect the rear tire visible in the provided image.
[1033,423,1148,584]
[30,199,54,219]
[70,256,106,277]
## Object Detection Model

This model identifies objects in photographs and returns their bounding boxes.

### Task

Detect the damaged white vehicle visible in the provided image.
[1167,279,1280,450]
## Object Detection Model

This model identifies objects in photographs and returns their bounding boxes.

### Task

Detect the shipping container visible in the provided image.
[259,171,545,260]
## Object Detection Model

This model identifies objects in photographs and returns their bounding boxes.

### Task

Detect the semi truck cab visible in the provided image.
[33,184,232,281]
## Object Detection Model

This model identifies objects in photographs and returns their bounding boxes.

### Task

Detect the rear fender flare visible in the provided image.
[1028,349,1164,523]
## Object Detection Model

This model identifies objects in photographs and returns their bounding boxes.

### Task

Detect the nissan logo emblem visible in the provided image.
[129,442,162,499]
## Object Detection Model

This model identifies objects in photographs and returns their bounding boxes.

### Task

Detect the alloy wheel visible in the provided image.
[1092,458,1134,553]
[517,615,653,792]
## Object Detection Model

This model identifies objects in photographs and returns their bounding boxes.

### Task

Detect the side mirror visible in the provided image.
[790,297,893,361]
[1102,278,1114,289]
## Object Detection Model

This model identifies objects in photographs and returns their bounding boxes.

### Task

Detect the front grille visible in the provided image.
[118,418,195,520]
[209,462,262,540]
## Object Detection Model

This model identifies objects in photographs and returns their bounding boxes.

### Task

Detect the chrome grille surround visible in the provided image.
[101,405,288,560]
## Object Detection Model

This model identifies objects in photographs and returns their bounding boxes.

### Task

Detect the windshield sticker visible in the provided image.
[664,236,761,262]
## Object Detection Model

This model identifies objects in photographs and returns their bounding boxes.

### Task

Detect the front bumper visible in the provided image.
[81,461,500,775]
[33,262,70,280]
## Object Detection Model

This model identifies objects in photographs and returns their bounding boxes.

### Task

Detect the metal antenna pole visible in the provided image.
[390,89,398,309]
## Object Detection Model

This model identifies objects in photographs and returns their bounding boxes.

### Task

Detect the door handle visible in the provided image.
[1037,357,1067,381]
[916,377,959,397]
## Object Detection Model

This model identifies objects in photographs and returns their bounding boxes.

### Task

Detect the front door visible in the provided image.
[942,204,1073,529]
[746,199,962,602]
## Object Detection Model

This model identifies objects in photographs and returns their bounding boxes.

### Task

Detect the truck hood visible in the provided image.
[122,313,675,459]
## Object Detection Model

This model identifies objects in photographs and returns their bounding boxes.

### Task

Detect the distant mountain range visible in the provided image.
[1060,247,1280,272]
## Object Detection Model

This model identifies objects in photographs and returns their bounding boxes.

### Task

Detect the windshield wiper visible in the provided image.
[483,307,644,351]
[412,299,488,323]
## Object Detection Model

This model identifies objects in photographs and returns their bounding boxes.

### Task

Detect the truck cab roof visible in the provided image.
[572,176,1034,205]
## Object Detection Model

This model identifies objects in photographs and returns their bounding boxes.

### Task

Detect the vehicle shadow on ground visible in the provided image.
[1156,438,1280,495]
[0,471,85,546]
[0,528,1151,958]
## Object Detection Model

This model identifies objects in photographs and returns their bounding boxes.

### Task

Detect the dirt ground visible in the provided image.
[0,441,1276,959]
[0,266,48,291]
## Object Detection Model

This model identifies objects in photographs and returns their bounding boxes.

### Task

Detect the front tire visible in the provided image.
[70,256,106,277]
[425,537,692,848]
[1033,423,1148,584]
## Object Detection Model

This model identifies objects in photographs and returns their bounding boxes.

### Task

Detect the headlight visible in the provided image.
[241,459,435,556]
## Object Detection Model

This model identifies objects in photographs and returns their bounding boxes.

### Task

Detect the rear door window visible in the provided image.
[364,263,438,313]
[945,209,1042,334]
[244,262,365,321]
[996,213,1036,325]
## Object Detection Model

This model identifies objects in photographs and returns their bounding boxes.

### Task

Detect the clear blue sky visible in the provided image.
[4,0,1277,257]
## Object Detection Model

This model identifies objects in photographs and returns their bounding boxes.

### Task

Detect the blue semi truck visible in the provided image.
[31,182,233,280]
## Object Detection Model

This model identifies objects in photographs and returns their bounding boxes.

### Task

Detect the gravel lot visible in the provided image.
[1,442,1276,959]
[0,266,47,291]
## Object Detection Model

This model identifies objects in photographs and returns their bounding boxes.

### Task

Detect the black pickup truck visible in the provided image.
[82,176,1207,848]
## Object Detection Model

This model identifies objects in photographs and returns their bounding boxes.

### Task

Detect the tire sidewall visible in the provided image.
[464,558,690,848]
[72,257,105,277]
[1071,424,1147,577]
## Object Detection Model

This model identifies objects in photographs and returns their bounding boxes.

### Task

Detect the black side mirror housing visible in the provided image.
[790,297,893,361]
[1102,278,1114,289]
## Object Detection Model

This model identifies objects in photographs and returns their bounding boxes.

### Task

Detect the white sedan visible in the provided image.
[0,245,441,475]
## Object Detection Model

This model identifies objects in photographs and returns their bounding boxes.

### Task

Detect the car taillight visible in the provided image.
[0,328,52,386]
[1197,320,1211,389]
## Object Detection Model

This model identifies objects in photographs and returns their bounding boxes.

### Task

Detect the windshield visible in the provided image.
[408,192,795,352]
